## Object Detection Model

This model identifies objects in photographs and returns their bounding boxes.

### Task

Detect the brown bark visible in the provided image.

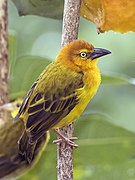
[57,0,82,180]
[0,0,8,123]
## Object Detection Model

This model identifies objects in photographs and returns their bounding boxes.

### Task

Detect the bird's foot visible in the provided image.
[52,129,78,148]
[53,137,78,147]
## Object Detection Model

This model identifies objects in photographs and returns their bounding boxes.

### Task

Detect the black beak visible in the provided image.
[90,48,111,60]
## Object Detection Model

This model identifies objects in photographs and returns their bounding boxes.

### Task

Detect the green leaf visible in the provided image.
[9,0,62,60]
[11,0,64,19]
[9,30,17,78]
[74,114,135,180]
[86,83,135,133]
[9,55,51,99]
[102,73,134,85]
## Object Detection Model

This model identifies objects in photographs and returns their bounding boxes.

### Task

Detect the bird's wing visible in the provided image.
[20,69,84,143]
[14,81,37,121]
[26,91,79,143]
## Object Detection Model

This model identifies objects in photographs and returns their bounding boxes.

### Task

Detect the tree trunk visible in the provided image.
[0,0,8,124]
[57,0,82,180]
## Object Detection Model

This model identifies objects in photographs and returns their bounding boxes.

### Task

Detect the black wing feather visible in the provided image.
[26,94,79,143]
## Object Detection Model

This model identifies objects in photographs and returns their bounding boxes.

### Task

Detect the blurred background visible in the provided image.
[8,0,135,179]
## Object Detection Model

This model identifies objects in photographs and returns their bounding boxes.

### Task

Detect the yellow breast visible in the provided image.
[53,67,101,129]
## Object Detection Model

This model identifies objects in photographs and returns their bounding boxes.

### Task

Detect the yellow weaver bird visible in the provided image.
[15,39,111,161]
[0,40,111,179]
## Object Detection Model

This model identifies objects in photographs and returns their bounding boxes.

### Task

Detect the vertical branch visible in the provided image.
[0,0,8,123]
[61,0,81,46]
[57,0,82,180]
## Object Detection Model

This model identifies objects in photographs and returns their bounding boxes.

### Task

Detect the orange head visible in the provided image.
[56,40,111,71]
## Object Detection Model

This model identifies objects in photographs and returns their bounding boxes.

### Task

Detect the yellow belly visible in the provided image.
[53,80,100,129]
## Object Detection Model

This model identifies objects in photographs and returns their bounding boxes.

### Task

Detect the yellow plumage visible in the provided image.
[11,98,23,118]
[53,65,101,129]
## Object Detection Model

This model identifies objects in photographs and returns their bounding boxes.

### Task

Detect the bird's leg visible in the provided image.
[52,129,78,148]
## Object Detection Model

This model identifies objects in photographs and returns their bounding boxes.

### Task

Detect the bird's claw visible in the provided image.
[53,137,78,148]
[52,129,78,148]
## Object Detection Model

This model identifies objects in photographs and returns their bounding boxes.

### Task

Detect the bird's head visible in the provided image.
[56,40,111,71]
[0,98,22,118]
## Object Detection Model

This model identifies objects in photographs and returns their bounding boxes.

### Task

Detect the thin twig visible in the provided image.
[57,0,82,180]
[0,0,8,124]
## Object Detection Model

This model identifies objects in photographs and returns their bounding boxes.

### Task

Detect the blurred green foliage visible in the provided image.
[11,0,64,19]
[8,0,135,179]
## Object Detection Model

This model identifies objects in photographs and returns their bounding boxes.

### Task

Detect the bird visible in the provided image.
[0,39,111,179]
[0,101,49,179]
[15,39,111,161]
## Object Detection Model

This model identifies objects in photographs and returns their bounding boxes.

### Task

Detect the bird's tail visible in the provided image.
[0,120,49,180]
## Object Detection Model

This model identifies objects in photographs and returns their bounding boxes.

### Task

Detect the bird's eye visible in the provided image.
[80,52,87,58]
[16,103,21,108]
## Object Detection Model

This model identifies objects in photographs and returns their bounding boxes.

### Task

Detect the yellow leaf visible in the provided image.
[81,0,135,33]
